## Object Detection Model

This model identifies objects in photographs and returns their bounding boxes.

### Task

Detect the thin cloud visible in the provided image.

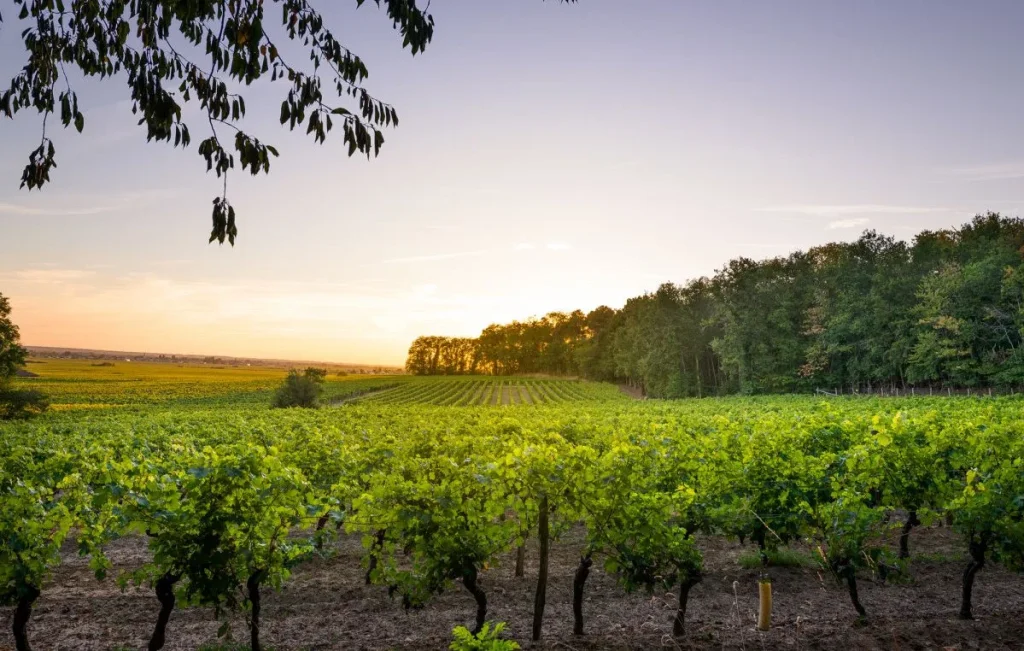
[424,223,461,233]
[514,243,537,251]
[382,250,488,264]
[828,217,871,229]
[0,189,176,218]
[0,202,113,217]
[757,204,951,216]
[943,162,1024,182]
[12,269,96,283]
[546,242,572,251]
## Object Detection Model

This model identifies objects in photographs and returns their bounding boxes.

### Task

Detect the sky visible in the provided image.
[2,1,1024,365]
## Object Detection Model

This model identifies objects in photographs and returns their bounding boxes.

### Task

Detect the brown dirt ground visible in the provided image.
[1,525,1021,651]
[618,385,644,400]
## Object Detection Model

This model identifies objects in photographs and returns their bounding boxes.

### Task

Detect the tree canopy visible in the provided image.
[1,0,434,244]
[2,0,575,244]
[407,213,1024,397]
[0,293,28,382]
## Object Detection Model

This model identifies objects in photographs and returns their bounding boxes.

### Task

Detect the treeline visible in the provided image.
[406,213,1024,397]
[405,312,596,377]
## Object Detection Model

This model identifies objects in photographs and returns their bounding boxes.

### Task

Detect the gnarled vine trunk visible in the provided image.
[148,571,180,651]
[247,570,266,651]
[532,495,550,642]
[462,565,487,634]
[672,573,701,637]
[13,585,40,651]
[831,559,866,618]
[959,537,987,620]
[898,510,920,560]
[314,513,331,550]
[515,544,525,578]
[572,554,593,635]
[845,571,866,618]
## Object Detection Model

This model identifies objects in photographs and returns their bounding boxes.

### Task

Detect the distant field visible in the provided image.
[12,359,621,410]
[13,358,402,410]
[355,376,627,406]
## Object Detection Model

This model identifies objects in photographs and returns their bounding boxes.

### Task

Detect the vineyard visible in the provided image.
[19,360,620,411]
[1,365,1023,650]
[356,376,627,406]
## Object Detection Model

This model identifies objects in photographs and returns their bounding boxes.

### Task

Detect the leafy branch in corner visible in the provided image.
[0,0,436,245]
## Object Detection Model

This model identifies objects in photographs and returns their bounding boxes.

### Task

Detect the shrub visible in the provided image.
[450,622,520,651]
[0,387,49,420]
[303,367,328,382]
[271,368,325,408]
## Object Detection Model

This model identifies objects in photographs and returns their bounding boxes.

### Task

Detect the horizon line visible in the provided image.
[23,344,403,369]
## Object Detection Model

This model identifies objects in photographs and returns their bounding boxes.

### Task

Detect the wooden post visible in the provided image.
[757,577,772,631]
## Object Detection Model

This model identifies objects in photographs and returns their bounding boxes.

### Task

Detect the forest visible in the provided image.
[406,213,1024,397]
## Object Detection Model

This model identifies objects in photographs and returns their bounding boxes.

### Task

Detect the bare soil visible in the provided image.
[618,384,644,400]
[519,387,534,405]
[1,525,1021,650]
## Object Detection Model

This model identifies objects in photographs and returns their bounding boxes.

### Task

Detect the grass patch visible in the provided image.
[738,547,814,569]
[911,550,966,564]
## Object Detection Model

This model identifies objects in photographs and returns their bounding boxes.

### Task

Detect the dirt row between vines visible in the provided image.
[1,525,1021,650]
[345,384,547,407]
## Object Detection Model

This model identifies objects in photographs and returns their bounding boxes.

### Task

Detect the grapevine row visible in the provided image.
[2,397,1022,649]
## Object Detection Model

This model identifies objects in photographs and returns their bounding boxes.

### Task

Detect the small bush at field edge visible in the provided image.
[271,367,327,408]
[0,386,49,420]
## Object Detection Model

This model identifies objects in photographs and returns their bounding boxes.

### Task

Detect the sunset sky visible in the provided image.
[2,1,1024,365]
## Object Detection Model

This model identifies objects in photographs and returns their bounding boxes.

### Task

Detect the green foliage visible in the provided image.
[738,547,813,569]
[352,433,513,610]
[408,310,598,377]
[302,367,328,382]
[574,442,702,592]
[0,294,48,421]
[0,461,78,606]
[947,425,1024,571]
[0,0,435,243]
[272,368,326,408]
[811,493,890,582]
[406,336,481,375]
[0,293,28,382]
[0,434,118,651]
[123,442,321,646]
[410,213,1024,395]
[450,622,520,651]
[0,387,49,420]
[3,393,1024,641]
